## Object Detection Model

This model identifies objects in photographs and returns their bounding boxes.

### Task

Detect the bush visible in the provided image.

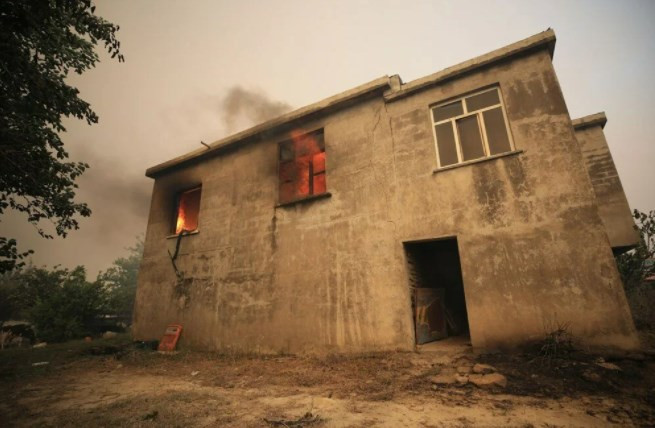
[0,265,107,342]
[616,209,655,290]
[30,268,106,342]
[0,236,143,342]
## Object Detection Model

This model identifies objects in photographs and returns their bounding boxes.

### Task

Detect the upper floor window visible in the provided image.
[173,186,201,234]
[278,129,326,204]
[431,87,513,168]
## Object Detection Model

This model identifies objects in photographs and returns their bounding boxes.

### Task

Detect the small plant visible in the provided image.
[539,322,574,364]
[616,209,655,290]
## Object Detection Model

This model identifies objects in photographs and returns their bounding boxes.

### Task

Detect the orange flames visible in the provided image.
[279,129,326,203]
[175,209,187,235]
[175,187,201,234]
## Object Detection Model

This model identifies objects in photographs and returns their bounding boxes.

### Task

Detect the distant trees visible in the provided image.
[0,265,104,342]
[98,238,143,319]
[0,236,142,342]
[616,209,655,289]
[0,0,124,273]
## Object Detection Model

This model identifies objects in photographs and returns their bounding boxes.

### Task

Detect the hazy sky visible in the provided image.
[2,0,654,276]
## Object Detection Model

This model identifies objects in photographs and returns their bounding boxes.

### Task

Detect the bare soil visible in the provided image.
[1,335,654,427]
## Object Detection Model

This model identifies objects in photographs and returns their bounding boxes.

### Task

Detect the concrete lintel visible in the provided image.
[572,112,608,130]
[145,76,393,178]
[384,29,557,103]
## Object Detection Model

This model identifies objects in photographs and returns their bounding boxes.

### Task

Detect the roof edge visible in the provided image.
[572,112,607,130]
[146,75,393,178]
[384,29,557,102]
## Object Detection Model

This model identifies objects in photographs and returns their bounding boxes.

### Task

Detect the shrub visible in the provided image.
[0,265,106,342]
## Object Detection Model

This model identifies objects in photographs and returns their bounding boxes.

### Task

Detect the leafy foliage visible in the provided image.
[29,266,106,342]
[0,265,106,342]
[98,236,143,318]
[0,0,123,273]
[0,236,142,342]
[0,269,22,323]
[616,209,655,289]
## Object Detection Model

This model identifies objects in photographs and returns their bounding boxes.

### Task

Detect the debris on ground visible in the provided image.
[102,331,118,339]
[142,410,158,421]
[32,342,47,348]
[469,373,508,388]
[472,363,495,374]
[1,333,654,426]
[264,412,324,427]
[596,361,622,371]
[86,345,122,356]
[134,340,159,350]
[31,362,49,367]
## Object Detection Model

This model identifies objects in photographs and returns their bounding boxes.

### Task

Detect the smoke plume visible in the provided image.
[221,87,292,134]
[4,87,292,277]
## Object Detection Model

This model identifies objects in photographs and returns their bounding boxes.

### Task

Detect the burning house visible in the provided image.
[134,30,640,352]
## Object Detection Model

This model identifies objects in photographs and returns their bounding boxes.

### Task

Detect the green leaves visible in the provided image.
[0,236,143,341]
[616,209,655,290]
[0,0,124,273]
[0,238,34,274]
[97,236,144,318]
[0,265,105,341]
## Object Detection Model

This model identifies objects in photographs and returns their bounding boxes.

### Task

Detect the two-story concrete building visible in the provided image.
[133,29,639,352]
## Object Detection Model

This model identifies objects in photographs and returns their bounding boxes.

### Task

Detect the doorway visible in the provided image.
[404,237,469,344]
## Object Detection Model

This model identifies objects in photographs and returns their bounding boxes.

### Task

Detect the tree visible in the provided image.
[98,236,143,319]
[0,268,23,324]
[0,0,124,273]
[616,209,655,290]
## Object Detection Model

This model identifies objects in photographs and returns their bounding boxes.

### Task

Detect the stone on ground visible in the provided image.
[469,373,507,388]
[473,363,496,374]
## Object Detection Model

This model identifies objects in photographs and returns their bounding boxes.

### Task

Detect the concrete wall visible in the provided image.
[134,92,414,353]
[573,115,638,251]
[134,45,639,352]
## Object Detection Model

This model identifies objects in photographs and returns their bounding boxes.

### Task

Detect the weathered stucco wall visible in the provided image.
[383,48,637,350]
[134,41,639,352]
[573,114,638,251]
[134,92,414,353]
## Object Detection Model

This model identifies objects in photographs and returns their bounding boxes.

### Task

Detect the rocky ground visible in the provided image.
[0,334,654,427]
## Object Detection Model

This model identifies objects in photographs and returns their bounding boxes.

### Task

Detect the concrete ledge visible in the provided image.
[433,150,524,174]
[166,230,199,239]
[384,29,557,103]
[275,192,332,208]
[572,112,607,130]
[145,78,393,178]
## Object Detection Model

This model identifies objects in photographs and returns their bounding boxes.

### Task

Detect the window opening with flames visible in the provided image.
[278,129,326,204]
[173,186,201,234]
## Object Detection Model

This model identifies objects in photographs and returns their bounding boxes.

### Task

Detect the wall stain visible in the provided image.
[270,215,278,251]
[503,157,530,198]
[505,71,567,121]
[473,163,507,226]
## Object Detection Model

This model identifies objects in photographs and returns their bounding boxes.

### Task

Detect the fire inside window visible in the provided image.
[278,129,326,203]
[174,187,201,234]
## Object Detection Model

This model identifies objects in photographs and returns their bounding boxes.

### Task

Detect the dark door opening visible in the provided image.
[404,237,469,344]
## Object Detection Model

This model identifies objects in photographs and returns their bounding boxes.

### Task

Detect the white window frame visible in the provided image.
[430,86,515,168]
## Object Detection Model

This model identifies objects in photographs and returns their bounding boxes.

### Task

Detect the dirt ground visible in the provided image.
[1,334,654,427]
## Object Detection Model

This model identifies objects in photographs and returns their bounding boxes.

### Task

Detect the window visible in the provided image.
[278,129,326,204]
[431,87,514,168]
[173,186,201,234]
